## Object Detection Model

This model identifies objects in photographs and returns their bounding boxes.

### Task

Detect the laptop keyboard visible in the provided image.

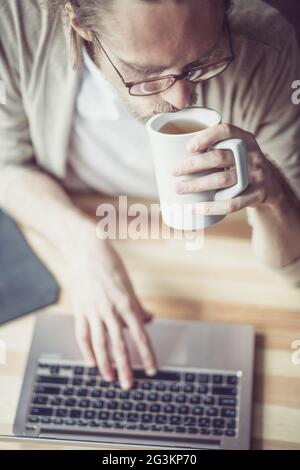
[26,360,241,441]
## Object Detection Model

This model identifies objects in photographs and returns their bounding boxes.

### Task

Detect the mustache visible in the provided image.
[152,91,199,115]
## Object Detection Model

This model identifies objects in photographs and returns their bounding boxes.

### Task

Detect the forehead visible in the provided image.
[104,0,223,69]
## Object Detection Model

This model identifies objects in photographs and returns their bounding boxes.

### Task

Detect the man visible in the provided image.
[0,0,299,389]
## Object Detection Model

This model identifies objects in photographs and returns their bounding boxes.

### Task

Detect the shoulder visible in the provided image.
[230,0,298,55]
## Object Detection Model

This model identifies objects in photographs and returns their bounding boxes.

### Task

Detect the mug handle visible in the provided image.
[212,139,249,201]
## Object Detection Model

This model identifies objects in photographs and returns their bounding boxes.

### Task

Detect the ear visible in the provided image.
[65,2,93,42]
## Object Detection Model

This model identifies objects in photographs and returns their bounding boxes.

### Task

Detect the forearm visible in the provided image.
[2,169,96,253]
[248,165,300,269]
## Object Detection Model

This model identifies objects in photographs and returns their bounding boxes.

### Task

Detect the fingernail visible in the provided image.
[172,167,180,176]
[146,367,157,377]
[176,183,185,194]
[122,379,132,390]
[186,142,197,153]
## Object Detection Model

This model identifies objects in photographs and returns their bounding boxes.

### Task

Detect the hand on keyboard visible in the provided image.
[65,237,157,389]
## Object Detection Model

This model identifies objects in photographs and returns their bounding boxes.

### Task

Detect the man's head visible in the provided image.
[62,0,231,122]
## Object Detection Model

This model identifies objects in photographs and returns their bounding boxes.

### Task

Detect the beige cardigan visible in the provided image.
[0,0,300,282]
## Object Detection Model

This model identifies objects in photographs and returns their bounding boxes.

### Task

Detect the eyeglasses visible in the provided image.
[92,15,235,97]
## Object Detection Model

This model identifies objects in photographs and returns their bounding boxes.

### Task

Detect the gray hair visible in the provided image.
[47,0,232,69]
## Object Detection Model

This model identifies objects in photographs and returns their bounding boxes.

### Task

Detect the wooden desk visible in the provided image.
[0,194,299,450]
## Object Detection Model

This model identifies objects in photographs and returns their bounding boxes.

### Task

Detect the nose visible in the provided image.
[160,79,191,110]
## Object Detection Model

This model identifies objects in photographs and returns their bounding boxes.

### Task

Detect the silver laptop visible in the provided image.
[13,314,255,449]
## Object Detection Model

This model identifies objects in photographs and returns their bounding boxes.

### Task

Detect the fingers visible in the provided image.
[88,316,115,382]
[126,314,158,377]
[105,311,134,390]
[189,185,264,215]
[173,150,235,176]
[74,314,96,366]
[176,167,237,195]
[186,123,254,153]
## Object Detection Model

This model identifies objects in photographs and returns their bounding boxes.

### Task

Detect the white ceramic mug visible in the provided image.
[146,107,249,230]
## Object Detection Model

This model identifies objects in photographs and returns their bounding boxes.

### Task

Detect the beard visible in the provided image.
[121,89,200,124]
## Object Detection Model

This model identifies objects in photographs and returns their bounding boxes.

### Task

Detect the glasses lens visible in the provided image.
[130,77,175,96]
[189,61,230,82]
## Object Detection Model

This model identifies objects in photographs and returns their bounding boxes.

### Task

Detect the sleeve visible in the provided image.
[245,25,300,286]
[0,1,38,207]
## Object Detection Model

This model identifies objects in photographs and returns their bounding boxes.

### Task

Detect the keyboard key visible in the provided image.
[207,407,218,417]
[33,396,48,405]
[28,416,39,423]
[127,413,138,422]
[151,424,162,432]
[227,419,236,429]
[161,393,172,402]
[141,382,152,390]
[53,418,64,425]
[84,410,95,419]
[113,412,124,421]
[170,416,181,425]
[219,397,236,407]
[63,387,74,396]
[178,405,189,414]
[30,407,53,416]
[198,374,209,383]
[190,395,200,404]
[77,388,88,397]
[56,408,67,417]
[65,398,76,407]
[132,391,144,400]
[187,427,198,434]
[170,383,181,392]
[213,418,225,428]
[204,395,214,405]
[156,415,167,424]
[99,411,109,420]
[184,384,194,393]
[199,417,210,427]
[70,409,81,418]
[136,403,146,412]
[78,399,90,408]
[227,375,238,385]
[200,428,211,435]
[65,418,77,426]
[163,425,173,433]
[164,405,175,414]
[184,373,195,382]
[192,406,204,416]
[100,380,110,388]
[121,402,132,411]
[197,385,208,394]
[225,429,236,437]
[93,399,104,409]
[105,390,116,399]
[184,416,196,426]
[175,394,186,403]
[141,413,152,423]
[49,366,59,375]
[148,392,158,401]
[34,386,60,395]
[213,429,223,436]
[150,404,160,413]
[213,386,237,396]
[91,389,102,398]
[107,400,118,410]
[37,376,68,385]
[213,375,223,384]
[155,382,166,392]
[50,397,62,406]
[119,391,130,399]
[41,417,51,424]
[176,426,186,433]
[88,367,98,376]
[72,378,82,386]
[86,378,96,387]
[151,371,181,382]
[74,367,84,375]
[221,408,236,418]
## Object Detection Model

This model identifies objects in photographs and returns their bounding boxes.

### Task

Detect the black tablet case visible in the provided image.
[0,210,59,324]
